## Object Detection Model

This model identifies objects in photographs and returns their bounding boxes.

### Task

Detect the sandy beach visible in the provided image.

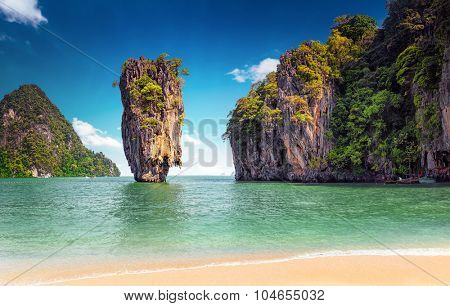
[3,255,450,286]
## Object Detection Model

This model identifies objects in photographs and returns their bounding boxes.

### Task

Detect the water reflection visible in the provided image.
[0,177,449,262]
[105,181,186,257]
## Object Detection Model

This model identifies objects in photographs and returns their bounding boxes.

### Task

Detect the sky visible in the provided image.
[0,0,388,176]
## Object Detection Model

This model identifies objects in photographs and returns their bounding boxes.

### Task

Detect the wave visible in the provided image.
[29,247,450,285]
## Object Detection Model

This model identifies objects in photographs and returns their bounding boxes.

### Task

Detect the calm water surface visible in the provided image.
[0,176,449,264]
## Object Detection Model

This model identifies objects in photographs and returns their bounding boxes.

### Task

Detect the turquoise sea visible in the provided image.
[1,176,449,271]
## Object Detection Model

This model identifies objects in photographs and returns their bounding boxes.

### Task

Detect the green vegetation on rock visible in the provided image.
[224,72,281,141]
[122,54,188,131]
[328,0,447,176]
[120,55,185,182]
[0,85,120,177]
[226,0,448,179]
[130,75,164,105]
[141,117,158,129]
[226,14,372,138]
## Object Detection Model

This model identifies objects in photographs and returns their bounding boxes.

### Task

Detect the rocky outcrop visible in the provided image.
[228,48,449,182]
[424,48,450,179]
[226,1,449,182]
[276,50,336,181]
[0,84,120,177]
[228,49,338,182]
[120,56,184,182]
[440,50,450,151]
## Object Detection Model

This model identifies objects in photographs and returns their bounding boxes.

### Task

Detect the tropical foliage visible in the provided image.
[226,0,447,177]
[328,0,447,176]
[0,85,120,177]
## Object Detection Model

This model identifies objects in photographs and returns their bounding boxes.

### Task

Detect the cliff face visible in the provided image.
[228,72,283,181]
[120,56,184,182]
[227,0,449,182]
[228,48,336,182]
[276,49,336,181]
[0,84,120,177]
[439,50,450,152]
[424,49,450,180]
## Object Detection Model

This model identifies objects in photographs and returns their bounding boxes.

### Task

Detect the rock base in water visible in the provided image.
[120,55,185,182]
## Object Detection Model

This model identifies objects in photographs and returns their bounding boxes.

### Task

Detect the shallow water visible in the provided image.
[1,176,449,265]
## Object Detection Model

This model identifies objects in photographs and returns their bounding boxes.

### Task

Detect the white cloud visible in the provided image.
[69,123,236,177]
[168,131,234,176]
[72,118,122,149]
[0,0,48,28]
[0,33,12,41]
[183,133,201,145]
[227,68,247,83]
[227,58,279,83]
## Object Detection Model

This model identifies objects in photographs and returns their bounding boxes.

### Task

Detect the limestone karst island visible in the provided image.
[119,55,185,182]
[225,10,449,182]
[0,0,449,292]
[0,85,119,177]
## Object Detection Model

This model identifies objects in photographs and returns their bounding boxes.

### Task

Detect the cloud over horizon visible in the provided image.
[168,131,234,176]
[72,118,122,149]
[0,0,47,28]
[227,58,279,83]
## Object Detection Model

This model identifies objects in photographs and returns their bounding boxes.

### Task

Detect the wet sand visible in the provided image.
[3,255,450,286]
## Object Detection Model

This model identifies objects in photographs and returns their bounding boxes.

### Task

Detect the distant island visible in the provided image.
[0,85,120,178]
[225,0,449,182]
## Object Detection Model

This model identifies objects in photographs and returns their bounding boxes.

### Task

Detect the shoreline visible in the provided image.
[2,248,450,286]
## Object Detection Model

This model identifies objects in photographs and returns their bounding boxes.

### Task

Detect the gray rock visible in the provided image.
[120,56,184,182]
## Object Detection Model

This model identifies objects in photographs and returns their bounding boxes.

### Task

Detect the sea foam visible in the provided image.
[28,247,450,286]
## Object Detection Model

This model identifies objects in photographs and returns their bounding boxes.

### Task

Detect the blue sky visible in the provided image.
[0,0,387,176]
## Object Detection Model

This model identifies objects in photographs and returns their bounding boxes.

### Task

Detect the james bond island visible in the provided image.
[119,55,186,182]
[225,1,449,182]
[0,0,449,288]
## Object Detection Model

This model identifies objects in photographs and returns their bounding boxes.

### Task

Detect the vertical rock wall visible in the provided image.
[229,47,336,182]
[120,56,184,182]
[425,49,450,179]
